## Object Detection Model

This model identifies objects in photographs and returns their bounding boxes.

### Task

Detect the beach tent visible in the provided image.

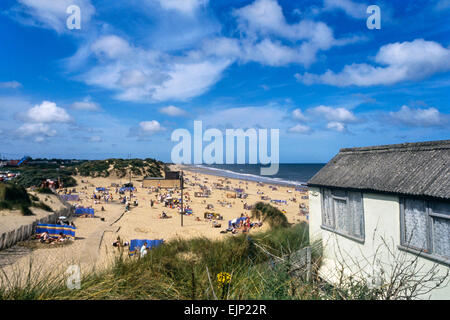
[228,217,247,228]
[74,207,95,216]
[129,239,164,256]
[120,187,136,192]
[96,187,107,192]
[36,223,76,239]
[270,199,287,204]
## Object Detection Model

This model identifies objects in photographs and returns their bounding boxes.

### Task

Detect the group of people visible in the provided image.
[37,231,68,244]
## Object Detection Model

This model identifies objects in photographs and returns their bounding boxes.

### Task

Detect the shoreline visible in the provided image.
[177,164,311,188]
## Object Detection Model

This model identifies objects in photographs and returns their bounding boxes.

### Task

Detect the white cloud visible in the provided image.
[17,123,57,137]
[308,105,359,123]
[326,121,347,132]
[159,105,188,117]
[91,35,132,60]
[12,0,95,33]
[388,105,449,127]
[322,0,368,19]
[139,120,165,135]
[292,109,307,121]
[0,81,22,89]
[156,0,208,16]
[288,124,311,134]
[71,97,102,111]
[297,39,450,86]
[24,101,72,123]
[231,0,343,67]
[151,60,232,101]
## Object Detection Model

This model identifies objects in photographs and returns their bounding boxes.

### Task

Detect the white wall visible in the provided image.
[309,187,450,300]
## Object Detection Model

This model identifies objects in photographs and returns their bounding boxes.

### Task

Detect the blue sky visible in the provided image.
[0,0,449,163]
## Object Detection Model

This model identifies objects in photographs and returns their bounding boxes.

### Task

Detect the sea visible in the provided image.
[182,164,325,187]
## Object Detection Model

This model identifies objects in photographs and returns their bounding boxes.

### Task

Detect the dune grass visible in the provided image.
[0,222,320,300]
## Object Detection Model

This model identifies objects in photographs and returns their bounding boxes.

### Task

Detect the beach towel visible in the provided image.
[36,223,76,239]
[129,239,164,256]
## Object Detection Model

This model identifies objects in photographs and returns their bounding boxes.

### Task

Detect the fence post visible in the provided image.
[306,246,311,282]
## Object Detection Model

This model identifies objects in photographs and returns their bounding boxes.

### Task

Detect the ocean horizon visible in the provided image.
[181,163,326,187]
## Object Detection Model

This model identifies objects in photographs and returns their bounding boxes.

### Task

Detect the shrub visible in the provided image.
[20,204,33,216]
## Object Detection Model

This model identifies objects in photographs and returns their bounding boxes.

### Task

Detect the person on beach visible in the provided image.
[140,242,148,258]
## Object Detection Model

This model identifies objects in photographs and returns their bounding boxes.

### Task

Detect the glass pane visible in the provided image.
[332,189,347,198]
[334,198,348,233]
[432,217,450,259]
[403,199,428,251]
[431,201,450,216]
[348,191,364,238]
[322,189,334,228]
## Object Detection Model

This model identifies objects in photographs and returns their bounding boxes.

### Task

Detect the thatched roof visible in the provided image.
[308,140,450,200]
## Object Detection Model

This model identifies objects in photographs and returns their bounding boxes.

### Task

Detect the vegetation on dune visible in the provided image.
[0,222,318,300]
[251,202,289,228]
[0,183,31,212]
[14,168,77,189]
[75,158,166,178]
[7,158,168,189]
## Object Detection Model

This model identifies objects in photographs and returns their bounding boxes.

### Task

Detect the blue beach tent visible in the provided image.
[74,207,95,216]
[129,239,164,256]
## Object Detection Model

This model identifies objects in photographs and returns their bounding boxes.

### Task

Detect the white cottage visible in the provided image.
[308,140,449,299]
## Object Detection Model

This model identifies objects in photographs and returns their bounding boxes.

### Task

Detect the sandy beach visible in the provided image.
[0,167,309,286]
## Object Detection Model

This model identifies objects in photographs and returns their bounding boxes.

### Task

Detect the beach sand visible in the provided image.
[0,167,309,287]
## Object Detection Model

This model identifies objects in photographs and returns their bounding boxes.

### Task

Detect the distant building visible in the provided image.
[308,140,450,299]
[142,171,181,189]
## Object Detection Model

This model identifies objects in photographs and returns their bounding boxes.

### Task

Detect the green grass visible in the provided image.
[0,183,33,215]
[0,222,319,300]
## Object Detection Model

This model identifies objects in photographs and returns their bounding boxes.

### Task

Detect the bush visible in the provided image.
[20,204,33,216]
[251,202,289,228]
[37,187,53,194]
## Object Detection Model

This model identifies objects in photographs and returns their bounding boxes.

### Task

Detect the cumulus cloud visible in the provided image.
[17,123,57,137]
[23,101,72,123]
[159,105,188,117]
[91,35,132,60]
[387,105,449,127]
[73,34,232,102]
[11,0,95,33]
[308,105,359,123]
[292,109,308,121]
[0,81,22,89]
[326,121,347,132]
[229,0,356,67]
[71,97,102,111]
[138,120,165,135]
[296,39,450,86]
[288,124,311,134]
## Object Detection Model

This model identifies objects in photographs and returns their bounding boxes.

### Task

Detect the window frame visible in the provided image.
[399,197,450,266]
[320,188,365,243]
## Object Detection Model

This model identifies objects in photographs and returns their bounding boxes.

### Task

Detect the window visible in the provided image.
[321,188,365,241]
[400,198,450,263]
